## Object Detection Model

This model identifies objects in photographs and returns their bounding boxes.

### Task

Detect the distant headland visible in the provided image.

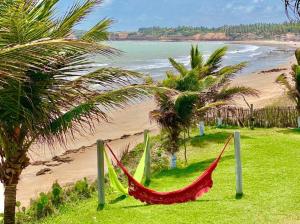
[101,23,300,41]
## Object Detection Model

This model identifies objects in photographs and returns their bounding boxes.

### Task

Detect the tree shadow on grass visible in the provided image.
[276,128,300,135]
[153,155,234,179]
[190,131,252,148]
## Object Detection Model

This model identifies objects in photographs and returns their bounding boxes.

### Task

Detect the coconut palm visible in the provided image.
[162,45,256,102]
[150,92,197,167]
[162,45,258,119]
[152,46,258,167]
[0,1,153,223]
[276,48,300,112]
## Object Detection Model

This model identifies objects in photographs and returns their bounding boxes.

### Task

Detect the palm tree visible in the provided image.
[163,45,257,121]
[276,48,300,113]
[150,92,197,167]
[152,46,257,167]
[0,1,153,223]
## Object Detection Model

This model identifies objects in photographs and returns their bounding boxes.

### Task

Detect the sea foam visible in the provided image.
[228,45,260,54]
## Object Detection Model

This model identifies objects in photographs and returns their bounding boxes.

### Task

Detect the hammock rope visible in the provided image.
[106,135,233,205]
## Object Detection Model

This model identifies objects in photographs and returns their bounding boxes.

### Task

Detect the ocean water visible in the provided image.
[0,41,293,214]
[93,41,294,80]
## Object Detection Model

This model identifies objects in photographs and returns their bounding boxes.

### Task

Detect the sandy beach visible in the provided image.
[0,40,297,211]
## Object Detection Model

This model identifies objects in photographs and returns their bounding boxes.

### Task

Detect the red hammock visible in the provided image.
[106,135,233,205]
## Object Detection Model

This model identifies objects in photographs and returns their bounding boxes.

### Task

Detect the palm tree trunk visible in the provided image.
[4,184,17,224]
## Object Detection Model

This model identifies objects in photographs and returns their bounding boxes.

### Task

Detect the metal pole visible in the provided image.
[144,130,151,184]
[97,140,105,210]
[234,131,243,197]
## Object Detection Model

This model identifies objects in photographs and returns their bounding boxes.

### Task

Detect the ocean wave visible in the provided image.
[89,63,109,67]
[127,62,171,70]
[249,52,263,57]
[228,45,260,54]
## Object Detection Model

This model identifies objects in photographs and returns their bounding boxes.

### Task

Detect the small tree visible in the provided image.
[150,92,197,167]
[152,45,257,167]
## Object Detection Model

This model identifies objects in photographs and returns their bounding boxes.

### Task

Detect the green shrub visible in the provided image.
[74,178,91,199]
[51,182,64,208]
[33,193,55,220]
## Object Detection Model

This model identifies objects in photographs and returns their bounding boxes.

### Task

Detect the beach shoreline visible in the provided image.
[0,39,297,212]
[229,40,300,48]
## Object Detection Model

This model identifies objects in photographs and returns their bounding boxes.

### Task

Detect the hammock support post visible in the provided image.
[234,131,243,198]
[97,140,105,210]
[144,130,151,184]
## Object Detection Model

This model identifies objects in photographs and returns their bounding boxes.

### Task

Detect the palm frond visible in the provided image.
[48,85,157,142]
[284,0,300,20]
[0,1,56,47]
[276,73,294,92]
[0,39,116,80]
[51,0,101,38]
[216,86,259,101]
[215,62,247,78]
[65,67,143,88]
[197,75,219,91]
[81,18,113,42]
[197,101,226,113]
[190,45,203,69]
[169,57,188,76]
[205,46,228,74]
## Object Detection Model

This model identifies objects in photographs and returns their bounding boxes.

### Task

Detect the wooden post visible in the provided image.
[234,131,243,198]
[250,104,254,130]
[97,140,105,210]
[297,116,300,128]
[144,130,151,184]
[199,121,205,136]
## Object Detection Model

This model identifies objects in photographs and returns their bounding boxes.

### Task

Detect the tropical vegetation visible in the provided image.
[150,46,257,167]
[276,48,300,113]
[115,22,300,40]
[0,1,153,223]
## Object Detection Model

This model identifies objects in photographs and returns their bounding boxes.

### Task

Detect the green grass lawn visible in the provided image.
[36,128,300,224]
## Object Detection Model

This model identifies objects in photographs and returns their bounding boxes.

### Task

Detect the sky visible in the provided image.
[56,0,288,31]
